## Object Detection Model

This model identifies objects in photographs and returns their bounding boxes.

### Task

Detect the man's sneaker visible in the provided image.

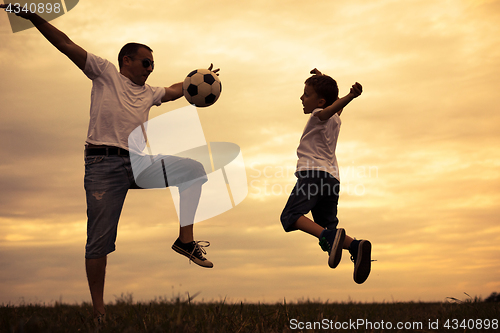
[93,312,106,329]
[318,228,345,268]
[172,238,213,268]
[350,240,371,284]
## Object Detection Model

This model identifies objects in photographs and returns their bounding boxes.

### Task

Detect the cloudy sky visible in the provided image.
[1,0,499,306]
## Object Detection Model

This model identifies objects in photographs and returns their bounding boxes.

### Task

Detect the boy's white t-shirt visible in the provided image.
[83,52,165,150]
[296,108,341,181]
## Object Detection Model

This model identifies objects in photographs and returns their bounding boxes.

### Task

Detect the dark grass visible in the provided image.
[1,295,499,333]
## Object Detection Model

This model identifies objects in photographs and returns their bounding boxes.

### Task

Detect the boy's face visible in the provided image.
[300,84,325,114]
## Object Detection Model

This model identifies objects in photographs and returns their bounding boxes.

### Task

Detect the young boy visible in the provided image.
[280,68,371,284]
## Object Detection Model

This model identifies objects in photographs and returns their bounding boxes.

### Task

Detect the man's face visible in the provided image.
[124,47,154,86]
[300,84,325,114]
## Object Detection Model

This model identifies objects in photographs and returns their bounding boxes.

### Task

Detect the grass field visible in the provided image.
[1,294,498,332]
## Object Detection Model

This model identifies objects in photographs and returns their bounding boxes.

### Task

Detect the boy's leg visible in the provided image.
[299,211,370,278]
[291,216,324,238]
[343,234,372,284]
[282,173,372,282]
[281,175,344,268]
[306,176,344,267]
[350,239,372,284]
[344,235,354,249]
[290,216,345,269]
[339,233,372,283]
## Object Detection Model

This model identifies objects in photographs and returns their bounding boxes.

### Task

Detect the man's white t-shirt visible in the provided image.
[296,108,341,181]
[83,52,165,150]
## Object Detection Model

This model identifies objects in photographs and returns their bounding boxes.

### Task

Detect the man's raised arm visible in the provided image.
[1,4,87,70]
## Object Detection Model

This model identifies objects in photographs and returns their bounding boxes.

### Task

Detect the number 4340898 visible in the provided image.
[443,318,498,330]
[5,3,62,14]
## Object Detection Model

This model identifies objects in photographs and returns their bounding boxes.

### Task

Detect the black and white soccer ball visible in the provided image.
[183,69,222,107]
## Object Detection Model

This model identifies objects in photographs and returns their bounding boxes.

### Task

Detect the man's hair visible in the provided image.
[118,42,153,68]
[305,75,339,108]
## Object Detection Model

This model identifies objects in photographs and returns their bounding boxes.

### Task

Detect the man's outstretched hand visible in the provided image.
[208,63,220,76]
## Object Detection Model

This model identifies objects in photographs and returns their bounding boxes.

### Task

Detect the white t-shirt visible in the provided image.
[83,52,165,150]
[296,108,341,181]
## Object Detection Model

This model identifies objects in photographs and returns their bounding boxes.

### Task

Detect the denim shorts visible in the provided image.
[280,170,340,232]
[84,154,207,259]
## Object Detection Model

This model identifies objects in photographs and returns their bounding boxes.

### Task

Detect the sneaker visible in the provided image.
[350,240,371,284]
[318,228,345,268]
[172,238,213,268]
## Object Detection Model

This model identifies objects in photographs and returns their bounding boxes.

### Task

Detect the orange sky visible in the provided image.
[1,0,499,305]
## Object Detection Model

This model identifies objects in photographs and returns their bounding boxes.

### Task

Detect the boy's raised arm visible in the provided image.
[316,82,363,121]
[1,4,87,70]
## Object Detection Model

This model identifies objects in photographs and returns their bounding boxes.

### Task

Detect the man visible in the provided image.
[1,4,215,321]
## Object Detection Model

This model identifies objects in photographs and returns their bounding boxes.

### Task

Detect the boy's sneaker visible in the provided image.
[172,238,213,268]
[349,239,371,284]
[318,228,345,268]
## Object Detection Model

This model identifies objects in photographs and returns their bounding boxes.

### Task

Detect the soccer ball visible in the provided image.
[183,69,222,107]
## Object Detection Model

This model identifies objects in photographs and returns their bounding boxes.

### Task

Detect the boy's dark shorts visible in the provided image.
[280,170,340,232]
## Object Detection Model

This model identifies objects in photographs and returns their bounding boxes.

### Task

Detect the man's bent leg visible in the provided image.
[178,180,201,254]
[136,156,211,266]
[86,256,107,316]
[179,224,194,243]
[179,180,204,235]
[172,180,213,268]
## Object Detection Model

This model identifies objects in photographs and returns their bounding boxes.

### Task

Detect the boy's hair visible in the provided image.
[305,75,339,108]
[118,42,153,69]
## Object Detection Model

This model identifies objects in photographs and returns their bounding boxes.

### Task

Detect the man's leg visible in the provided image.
[86,256,107,317]
[172,180,213,267]
[135,156,211,266]
[84,155,131,318]
[178,180,203,241]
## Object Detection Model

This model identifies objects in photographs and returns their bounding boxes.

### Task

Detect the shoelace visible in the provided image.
[318,237,330,252]
[350,255,377,264]
[188,240,210,264]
